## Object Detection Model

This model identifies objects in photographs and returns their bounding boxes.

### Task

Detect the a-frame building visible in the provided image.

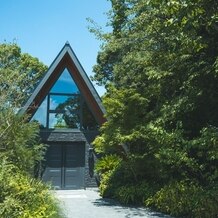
[21,42,105,189]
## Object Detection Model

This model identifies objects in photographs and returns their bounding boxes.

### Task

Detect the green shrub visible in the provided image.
[194,184,218,218]
[145,180,218,218]
[95,154,121,174]
[99,171,115,197]
[95,154,122,197]
[115,181,158,205]
[0,159,63,218]
[96,154,161,204]
[115,185,137,204]
[0,113,47,175]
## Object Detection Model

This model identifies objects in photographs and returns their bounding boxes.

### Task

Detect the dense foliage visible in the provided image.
[0,43,47,107]
[0,43,47,173]
[0,43,62,217]
[0,159,62,218]
[91,0,218,217]
[0,108,46,175]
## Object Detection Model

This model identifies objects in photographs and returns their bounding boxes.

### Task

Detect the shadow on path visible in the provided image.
[92,197,171,218]
[55,189,172,218]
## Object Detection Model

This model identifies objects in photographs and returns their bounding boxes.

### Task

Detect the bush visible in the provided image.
[115,181,158,205]
[0,159,63,218]
[95,155,146,198]
[145,180,218,218]
[98,171,115,197]
[95,154,121,197]
[96,154,160,204]
[95,154,121,175]
[0,113,47,175]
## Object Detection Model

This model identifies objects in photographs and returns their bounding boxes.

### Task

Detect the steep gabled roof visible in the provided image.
[20,42,106,124]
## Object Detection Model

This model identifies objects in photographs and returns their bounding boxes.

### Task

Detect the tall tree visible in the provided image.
[0,43,63,218]
[93,0,218,152]
[0,43,47,172]
[92,1,218,216]
[0,43,47,108]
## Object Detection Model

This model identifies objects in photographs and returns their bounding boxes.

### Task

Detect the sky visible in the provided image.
[0,0,111,96]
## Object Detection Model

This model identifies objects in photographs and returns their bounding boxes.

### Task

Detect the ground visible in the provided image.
[55,189,172,218]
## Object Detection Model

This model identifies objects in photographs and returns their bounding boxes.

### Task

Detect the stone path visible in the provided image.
[55,189,172,218]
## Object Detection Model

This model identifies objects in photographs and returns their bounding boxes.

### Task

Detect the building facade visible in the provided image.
[20,43,105,189]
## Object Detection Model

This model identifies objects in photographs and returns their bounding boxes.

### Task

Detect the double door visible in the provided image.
[42,142,85,189]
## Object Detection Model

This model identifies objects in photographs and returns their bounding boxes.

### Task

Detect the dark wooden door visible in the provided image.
[42,142,85,189]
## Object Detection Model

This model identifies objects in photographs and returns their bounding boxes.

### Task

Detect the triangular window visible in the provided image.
[50,68,79,94]
[31,96,47,129]
[31,68,98,130]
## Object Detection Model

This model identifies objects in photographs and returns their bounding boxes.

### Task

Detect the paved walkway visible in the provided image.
[55,189,171,218]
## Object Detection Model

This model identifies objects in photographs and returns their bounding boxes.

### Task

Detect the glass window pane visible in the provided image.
[49,94,80,111]
[49,113,80,129]
[31,96,48,128]
[50,68,79,94]
[49,113,67,128]
[50,95,71,110]
[82,102,98,130]
[49,95,81,129]
[30,68,100,130]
